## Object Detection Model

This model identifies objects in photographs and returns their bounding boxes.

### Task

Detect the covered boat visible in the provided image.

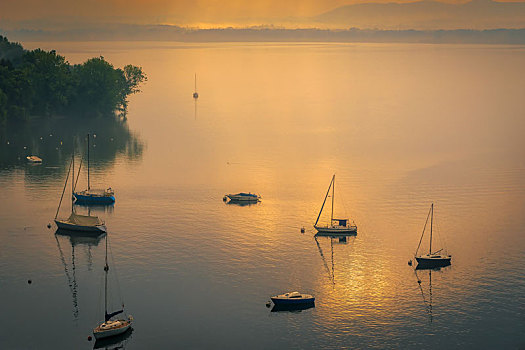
[55,212,106,234]
[54,147,107,234]
[270,291,315,305]
[225,192,260,202]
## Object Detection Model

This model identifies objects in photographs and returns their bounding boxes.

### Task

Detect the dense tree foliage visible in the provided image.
[0,36,146,125]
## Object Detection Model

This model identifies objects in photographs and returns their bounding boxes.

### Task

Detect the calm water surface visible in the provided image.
[0,42,524,349]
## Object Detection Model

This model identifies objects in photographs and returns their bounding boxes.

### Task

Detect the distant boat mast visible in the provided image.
[193,73,199,99]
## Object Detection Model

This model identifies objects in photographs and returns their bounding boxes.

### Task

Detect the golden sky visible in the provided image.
[1,0,524,28]
[0,0,495,20]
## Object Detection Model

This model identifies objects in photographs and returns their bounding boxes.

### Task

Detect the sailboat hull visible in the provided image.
[415,255,451,268]
[55,219,107,233]
[314,225,357,235]
[74,193,115,204]
[93,320,132,340]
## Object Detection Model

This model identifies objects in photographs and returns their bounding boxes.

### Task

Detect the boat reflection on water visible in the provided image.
[224,200,260,207]
[314,233,356,285]
[74,202,115,215]
[93,327,133,349]
[414,265,449,323]
[54,230,105,320]
[270,303,315,313]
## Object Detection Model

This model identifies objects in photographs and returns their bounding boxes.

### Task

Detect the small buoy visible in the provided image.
[6,141,9,145]
[93,134,96,138]
[408,260,412,266]
[60,141,63,145]
[417,280,421,284]
[265,301,271,308]
[28,279,32,284]
[40,137,43,140]
[47,223,52,229]
[49,134,52,137]
[223,196,227,202]
[87,336,92,341]
[300,227,305,233]
[23,146,27,149]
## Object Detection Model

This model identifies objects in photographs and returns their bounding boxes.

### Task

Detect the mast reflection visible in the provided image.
[54,230,105,320]
[314,233,356,285]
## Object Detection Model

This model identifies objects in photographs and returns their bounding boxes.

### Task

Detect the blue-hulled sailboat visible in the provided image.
[74,133,115,204]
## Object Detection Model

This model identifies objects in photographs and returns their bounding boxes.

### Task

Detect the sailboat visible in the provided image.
[314,174,357,235]
[414,203,451,268]
[55,146,107,234]
[93,236,133,340]
[193,73,199,99]
[74,133,115,204]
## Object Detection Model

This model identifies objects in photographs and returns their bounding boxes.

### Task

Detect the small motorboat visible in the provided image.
[270,291,315,306]
[225,192,260,202]
[26,155,42,163]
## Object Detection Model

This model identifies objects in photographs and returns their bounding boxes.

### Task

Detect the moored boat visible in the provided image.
[74,133,115,204]
[55,212,106,233]
[271,291,315,305]
[54,146,107,234]
[414,203,451,269]
[314,174,357,235]
[225,192,260,202]
[26,155,42,163]
[93,236,133,340]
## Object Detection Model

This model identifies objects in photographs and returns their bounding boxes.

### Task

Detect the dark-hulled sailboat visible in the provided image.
[414,203,451,269]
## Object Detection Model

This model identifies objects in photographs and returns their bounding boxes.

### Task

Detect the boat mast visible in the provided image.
[71,142,74,213]
[429,203,433,254]
[87,133,90,190]
[331,174,335,222]
[315,175,334,226]
[104,236,109,321]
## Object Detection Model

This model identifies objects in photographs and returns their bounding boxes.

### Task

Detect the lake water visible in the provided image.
[0,42,524,349]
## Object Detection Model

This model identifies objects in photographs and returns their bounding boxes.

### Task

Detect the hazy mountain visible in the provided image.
[314,0,525,29]
[2,25,525,44]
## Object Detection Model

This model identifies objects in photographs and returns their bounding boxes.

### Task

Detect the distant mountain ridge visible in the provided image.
[314,0,525,29]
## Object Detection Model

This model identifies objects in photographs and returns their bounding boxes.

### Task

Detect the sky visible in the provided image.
[1,0,525,30]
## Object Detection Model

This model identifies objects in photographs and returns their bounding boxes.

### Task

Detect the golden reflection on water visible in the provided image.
[2,42,524,348]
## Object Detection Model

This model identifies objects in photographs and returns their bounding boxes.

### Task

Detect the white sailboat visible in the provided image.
[314,174,357,235]
[414,203,451,268]
[93,236,133,340]
[193,73,199,99]
[54,146,106,234]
